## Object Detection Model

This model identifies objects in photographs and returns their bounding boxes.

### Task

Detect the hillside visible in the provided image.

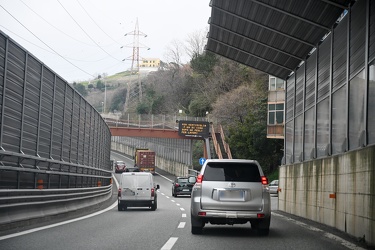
[80,70,149,113]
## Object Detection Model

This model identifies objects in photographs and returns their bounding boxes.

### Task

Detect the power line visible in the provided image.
[56,0,121,62]
[0,4,96,78]
[76,0,122,46]
[19,0,96,47]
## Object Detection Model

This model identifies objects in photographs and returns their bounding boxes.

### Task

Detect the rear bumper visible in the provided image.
[118,199,155,207]
[175,189,192,195]
[190,195,271,225]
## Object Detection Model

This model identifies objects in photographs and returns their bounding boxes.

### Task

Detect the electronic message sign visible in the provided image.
[178,120,210,137]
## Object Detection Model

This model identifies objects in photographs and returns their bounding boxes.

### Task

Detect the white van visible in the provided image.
[118,172,159,211]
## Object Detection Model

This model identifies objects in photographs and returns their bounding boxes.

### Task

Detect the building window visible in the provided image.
[276,78,285,89]
[268,103,284,125]
[269,77,276,90]
[269,76,285,90]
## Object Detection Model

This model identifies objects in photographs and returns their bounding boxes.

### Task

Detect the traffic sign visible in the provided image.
[199,157,206,165]
[178,120,209,137]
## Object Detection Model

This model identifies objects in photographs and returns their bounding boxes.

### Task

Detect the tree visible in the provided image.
[185,28,208,59]
[136,86,164,114]
[190,51,218,78]
[74,83,88,97]
[109,87,126,112]
[96,80,105,90]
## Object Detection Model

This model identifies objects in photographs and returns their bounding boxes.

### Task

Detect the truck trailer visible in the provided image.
[134,149,156,174]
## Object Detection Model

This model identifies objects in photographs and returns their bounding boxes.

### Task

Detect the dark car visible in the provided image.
[172,176,196,197]
[115,161,126,173]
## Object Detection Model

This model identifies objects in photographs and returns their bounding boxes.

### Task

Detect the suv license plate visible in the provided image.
[226,213,237,218]
[219,190,245,201]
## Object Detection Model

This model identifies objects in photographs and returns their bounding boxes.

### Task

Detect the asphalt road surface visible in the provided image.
[0,152,369,250]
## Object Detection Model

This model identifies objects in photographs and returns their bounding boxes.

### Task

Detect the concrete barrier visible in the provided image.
[279,145,375,247]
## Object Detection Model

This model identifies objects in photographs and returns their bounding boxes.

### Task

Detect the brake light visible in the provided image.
[151,188,155,197]
[175,183,180,187]
[257,213,265,218]
[198,212,206,216]
[261,176,268,185]
[196,174,203,183]
[118,188,121,197]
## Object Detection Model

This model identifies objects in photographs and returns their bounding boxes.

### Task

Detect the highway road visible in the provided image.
[0,152,367,250]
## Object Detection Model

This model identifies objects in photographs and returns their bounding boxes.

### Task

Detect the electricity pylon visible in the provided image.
[122,18,149,112]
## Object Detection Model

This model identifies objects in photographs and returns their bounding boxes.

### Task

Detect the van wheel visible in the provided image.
[151,200,157,211]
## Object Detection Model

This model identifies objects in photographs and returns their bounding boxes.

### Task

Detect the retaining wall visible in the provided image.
[279,145,375,247]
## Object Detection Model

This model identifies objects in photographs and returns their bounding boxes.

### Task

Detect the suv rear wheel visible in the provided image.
[191,226,203,235]
[251,219,270,236]
[191,216,204,234]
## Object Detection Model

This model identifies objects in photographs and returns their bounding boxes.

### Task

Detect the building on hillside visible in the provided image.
[140,58,160,68]
[267,76,285,139]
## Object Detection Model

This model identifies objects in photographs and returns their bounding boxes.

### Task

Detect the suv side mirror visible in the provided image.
[188,176,196,183]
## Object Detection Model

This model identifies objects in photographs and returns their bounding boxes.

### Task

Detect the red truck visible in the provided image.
[134,149,156,174]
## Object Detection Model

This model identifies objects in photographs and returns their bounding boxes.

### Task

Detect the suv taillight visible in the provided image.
[196,174,203,183]
[175,183,180,187]
[261,176,268,185]
[151,188,155,197]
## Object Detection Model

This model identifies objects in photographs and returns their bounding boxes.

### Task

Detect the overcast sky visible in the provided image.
[0,0,211,82]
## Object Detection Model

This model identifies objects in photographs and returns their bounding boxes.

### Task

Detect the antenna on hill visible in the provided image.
[122,18,150,112]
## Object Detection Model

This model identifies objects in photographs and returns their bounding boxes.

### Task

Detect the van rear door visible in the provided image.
[134,174,152,201]
[120,173,152,201]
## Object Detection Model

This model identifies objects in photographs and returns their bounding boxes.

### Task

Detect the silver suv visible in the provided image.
[190,159,271,235]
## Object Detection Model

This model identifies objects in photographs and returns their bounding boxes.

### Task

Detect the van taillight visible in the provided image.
[196,174,203,183]
[261,176,268,185]
[118,188,121,197]
[151,188,155,197]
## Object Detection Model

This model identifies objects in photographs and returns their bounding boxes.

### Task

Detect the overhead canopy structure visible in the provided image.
[206,0,353,80]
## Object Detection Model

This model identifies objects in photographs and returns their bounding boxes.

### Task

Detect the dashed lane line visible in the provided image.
[161,237,178,250]
[178,222,186,229]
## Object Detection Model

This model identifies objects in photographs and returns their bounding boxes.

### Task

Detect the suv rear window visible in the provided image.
[203,162,261,182]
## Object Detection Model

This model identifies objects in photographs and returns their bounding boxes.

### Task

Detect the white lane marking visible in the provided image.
[0,174,120,241]
[165,196,170,199]
[161,192,165,195]
[176,203,180,206]
[156,172,173,182]
[171,200,175,203]
[161,237,178,250]
[180,208,185,211]
[178,222,186,229]
[272,213,366,250]
[182,214,186,218]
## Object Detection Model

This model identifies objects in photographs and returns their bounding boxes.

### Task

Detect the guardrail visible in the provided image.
[103,113,212,130]
[0,184,113,229]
